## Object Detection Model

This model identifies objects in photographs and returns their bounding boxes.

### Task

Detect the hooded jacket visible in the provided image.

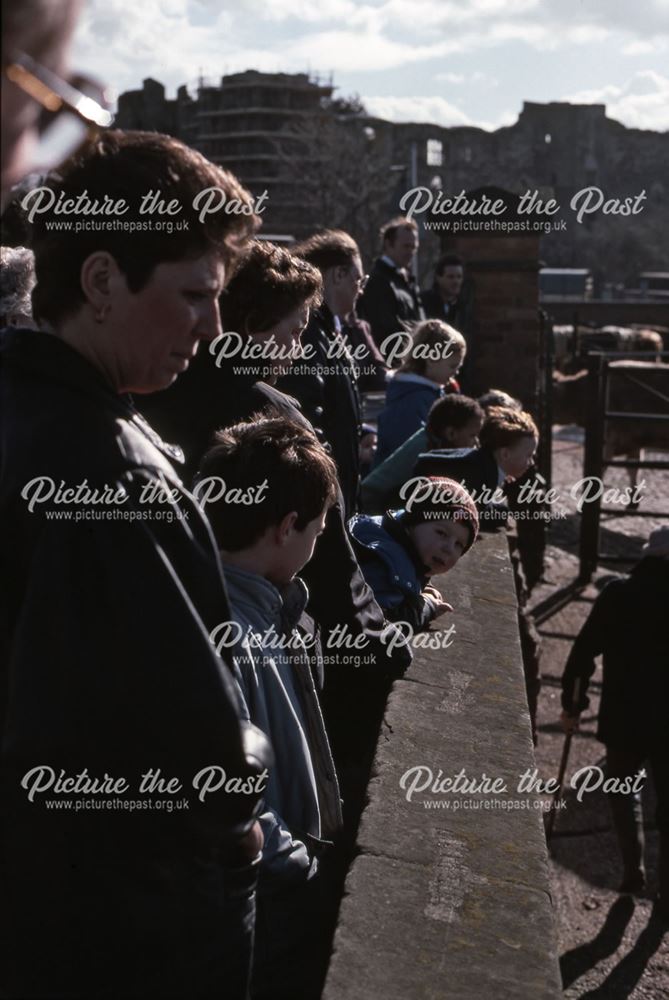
[0,327,266,997]
[376,372,443,464]
[224,564,342,887]
[349,511,442,630]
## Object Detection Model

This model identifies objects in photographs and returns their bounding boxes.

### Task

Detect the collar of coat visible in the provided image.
[349,510,428,591]
[221,561,309,633]
[0,327,184,464]
[376,256,415,284]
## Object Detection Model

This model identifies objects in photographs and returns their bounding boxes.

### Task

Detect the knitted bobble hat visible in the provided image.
[401,476,479,552]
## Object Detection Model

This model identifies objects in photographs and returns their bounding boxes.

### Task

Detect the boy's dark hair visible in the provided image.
[293,229,360,272]
[479,406,538,451]
[426,394,483,443]
[198,416,339,551]
[30,130,260,325]
[219,240,322,335]
[381,215,418,246]
[435,254,464,276]
[477,388,522,412]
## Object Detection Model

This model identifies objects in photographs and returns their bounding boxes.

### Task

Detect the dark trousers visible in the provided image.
[251,868,338,1000]
[606,743,669,892]
[0,852,259,999]
[607,744,669,836]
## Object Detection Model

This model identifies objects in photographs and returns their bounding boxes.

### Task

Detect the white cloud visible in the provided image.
[478,108,517,131]
[280,30,453,72]
[622,38,668,56]
[435,72,466,85]
[68,0,669,135]
[361,94,516,132]
[563,71,669,131]
[72,0,669,94]
[363,95,472,127]
[434,70,499,86]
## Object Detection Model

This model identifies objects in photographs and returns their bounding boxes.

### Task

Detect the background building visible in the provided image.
[115,74,668,286]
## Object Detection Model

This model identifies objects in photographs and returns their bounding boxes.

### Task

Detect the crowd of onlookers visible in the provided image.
[1,4,667,999]
[0,126,544,999]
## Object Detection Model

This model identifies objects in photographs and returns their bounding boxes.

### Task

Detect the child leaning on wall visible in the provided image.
[413,405,543,742]
[362,394,483,514]
[349,476,479,632]
[413,405,539,526]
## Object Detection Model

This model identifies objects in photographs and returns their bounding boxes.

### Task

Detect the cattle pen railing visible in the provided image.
[579,350,669,581]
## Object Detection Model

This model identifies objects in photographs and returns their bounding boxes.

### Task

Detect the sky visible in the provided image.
[71,0,669,132]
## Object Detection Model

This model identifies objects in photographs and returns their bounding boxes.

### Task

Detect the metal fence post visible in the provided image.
[537,309,553,488]
[578,353,606,582]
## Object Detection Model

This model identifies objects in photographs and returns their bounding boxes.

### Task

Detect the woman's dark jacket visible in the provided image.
[561,557,669,752]
[277,304,361,519]
[0,328,266,996]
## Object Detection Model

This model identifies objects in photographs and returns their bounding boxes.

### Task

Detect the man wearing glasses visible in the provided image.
[2,0,111,203]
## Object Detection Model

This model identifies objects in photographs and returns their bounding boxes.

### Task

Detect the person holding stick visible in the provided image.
[560,527,669,914]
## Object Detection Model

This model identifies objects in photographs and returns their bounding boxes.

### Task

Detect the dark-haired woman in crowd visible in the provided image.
[1,130,266,998]
[139,239,409,675]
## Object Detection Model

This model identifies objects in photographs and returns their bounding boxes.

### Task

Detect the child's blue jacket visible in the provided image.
[348,511,441,630]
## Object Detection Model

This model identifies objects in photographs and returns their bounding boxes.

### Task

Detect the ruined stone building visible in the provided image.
[116,70,334,236]
[115,72,668,285]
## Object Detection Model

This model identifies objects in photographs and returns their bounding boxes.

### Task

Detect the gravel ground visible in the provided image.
[529,427,669,999]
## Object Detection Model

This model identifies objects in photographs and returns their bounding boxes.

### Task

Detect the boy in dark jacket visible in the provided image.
[414,405,539,524]
[362,394,483,513]
[561,528,669,912]
[350,477,479,630]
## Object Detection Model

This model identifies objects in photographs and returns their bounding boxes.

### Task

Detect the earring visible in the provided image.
[94,305,109,323]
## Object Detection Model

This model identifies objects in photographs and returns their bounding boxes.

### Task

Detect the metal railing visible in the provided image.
[578,351,669,581]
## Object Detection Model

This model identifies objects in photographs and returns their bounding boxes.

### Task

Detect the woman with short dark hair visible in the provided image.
[0,130,267,999]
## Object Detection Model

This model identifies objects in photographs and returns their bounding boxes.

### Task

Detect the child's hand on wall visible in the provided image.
[422,585,453,618]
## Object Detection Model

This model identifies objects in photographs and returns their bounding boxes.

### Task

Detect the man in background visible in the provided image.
[358,215,424,353]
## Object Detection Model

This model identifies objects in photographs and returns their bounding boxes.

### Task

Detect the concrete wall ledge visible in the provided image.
[324,532,562,1000]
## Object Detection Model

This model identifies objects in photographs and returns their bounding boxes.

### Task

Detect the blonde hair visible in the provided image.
[399,319,466,375]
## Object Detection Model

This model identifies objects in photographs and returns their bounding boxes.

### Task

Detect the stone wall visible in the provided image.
[323,532,562,1000]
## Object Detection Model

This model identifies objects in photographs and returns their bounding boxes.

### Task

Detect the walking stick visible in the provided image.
[545,677,581,842]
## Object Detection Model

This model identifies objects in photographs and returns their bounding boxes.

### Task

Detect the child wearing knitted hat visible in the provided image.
[349,476,479,631]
